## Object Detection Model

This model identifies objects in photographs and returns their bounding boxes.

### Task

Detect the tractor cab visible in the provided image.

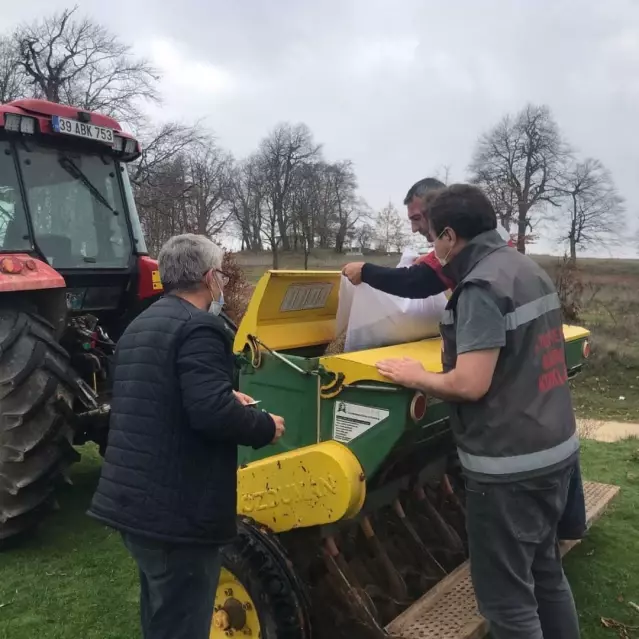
[0,99,161,339]
[0,100,167,544]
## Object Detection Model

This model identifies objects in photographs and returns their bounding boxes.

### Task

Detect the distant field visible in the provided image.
[234,249,639,423]
[234,249,398,283]
[234,249,639,282]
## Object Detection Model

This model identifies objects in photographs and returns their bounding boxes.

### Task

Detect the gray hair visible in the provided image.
[158,234,224,292]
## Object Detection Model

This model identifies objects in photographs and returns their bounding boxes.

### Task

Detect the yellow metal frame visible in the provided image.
[235,268,591,390]
[237,440,366,533]
[319,325,590,387]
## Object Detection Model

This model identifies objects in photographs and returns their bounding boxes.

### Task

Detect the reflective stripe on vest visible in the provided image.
[457,432,579,475]
[441,292,561,330]
[504,293,560,331]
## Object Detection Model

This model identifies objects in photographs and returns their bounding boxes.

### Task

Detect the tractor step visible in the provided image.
[385,480,620,639]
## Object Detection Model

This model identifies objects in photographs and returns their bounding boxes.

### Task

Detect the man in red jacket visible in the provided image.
[342,177,454,295]
[342,177,515,295]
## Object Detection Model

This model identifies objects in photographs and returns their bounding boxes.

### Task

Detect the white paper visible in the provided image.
[339,249,447,352]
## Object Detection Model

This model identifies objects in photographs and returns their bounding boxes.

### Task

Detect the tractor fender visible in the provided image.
[0,256,67,337]
[0,254,65,293]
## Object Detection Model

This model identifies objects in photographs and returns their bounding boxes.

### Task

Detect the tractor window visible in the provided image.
[0,141,32,252]
[17,144,132,269]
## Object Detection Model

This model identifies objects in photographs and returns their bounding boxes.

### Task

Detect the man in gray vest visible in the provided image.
[376,184,581,639]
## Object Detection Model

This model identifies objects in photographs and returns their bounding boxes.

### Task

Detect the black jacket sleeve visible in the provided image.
[176,323,275,449]
[361,262,448,299]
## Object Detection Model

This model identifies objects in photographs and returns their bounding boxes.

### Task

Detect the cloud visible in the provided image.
[348,37,420,75]
[147,38,238,99]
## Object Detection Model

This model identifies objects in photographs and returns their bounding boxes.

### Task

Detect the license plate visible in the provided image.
[52,116,114,145]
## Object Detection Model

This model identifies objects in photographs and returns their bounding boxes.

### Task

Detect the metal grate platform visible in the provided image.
[385,481,620,639]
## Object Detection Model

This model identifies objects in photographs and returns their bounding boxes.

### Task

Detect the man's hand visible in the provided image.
[269,414,286,443]
[234,390,256,406]
[376,357,426,389]
[342,262,365,285]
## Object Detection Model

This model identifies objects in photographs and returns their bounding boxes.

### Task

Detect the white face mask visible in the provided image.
[434,228,453,267]
[207,272,225,316]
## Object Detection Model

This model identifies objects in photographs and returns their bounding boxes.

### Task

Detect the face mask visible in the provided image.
[434,229,453,267]
[207,272,225,316]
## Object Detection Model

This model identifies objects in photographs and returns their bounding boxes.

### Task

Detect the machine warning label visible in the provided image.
[332,402,390,444]
[280,283,333,312]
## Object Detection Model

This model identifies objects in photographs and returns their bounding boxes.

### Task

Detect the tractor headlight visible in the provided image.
[4,113,21,132]
[124,138,136,154]
[20,116,36,134]
[3,113,36,134]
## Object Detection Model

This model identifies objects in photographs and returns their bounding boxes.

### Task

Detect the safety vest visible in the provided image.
[440,230,579,482]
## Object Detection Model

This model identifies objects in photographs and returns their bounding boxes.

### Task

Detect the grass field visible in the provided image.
[1,439,637,639]
[2,250,638,639]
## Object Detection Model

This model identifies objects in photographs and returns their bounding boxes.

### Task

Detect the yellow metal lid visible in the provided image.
[234,270,342,352]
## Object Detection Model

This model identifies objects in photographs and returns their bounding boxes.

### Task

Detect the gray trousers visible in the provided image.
[122,532,222,639]
[465,466,580,639]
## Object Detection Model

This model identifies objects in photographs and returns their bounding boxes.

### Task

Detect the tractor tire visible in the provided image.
[0,309,80,544]
[214,518,312,639]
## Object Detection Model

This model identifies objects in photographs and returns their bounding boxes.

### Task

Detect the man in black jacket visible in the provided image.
[88,234,284,639]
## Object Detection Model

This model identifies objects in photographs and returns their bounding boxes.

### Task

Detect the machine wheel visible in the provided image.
[212,518,312,639]
[0,310,80,544]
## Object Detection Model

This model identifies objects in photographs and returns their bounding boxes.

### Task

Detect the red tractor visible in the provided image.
[0,99,163,543]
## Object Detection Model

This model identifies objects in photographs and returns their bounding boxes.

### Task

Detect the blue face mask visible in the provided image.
[208,272,225,316]
[209,292,224,316]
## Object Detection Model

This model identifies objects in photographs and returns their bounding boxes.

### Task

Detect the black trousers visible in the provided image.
[465,466,580,639]
[121,532,222,639]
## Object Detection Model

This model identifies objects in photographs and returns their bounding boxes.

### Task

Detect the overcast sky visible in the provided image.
[6,0,639,257]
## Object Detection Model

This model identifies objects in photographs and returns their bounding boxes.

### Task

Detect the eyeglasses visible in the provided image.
[204,269,230,287]
[215,270,230,286]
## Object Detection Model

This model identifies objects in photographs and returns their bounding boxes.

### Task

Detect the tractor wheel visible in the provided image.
[212,518,312,639]
[0,309,80,544]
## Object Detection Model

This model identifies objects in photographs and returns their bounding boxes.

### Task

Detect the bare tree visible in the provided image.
[133,155,189,256]
[392,223,411,253]
[433,164,452,185]
[469,104,569,253]
[13,6,159,122]
[328,161,368,253]
[130,123,208,254]
[289,162,319,269]
[229,157,265,251]
[375,203,403,252]
[186,142,234,237]
[257,122,321,259]
[0,37,26,103]
[131,122,205,186]
[355,223,374,251]
[558,158,625,261]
